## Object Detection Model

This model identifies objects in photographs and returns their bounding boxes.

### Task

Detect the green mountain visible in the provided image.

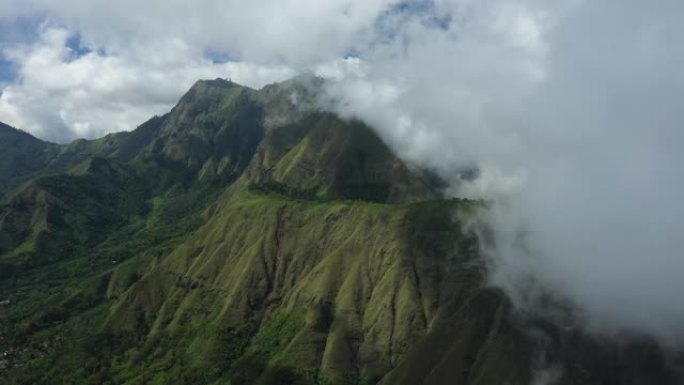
[0,122,64,198]
[0,78,680,385]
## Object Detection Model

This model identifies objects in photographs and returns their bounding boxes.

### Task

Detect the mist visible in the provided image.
[320,0,684,344]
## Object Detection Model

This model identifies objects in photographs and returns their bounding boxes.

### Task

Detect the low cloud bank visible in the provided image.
[321,0,684,345]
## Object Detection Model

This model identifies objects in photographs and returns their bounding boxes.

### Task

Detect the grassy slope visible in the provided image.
[0,78,263,202]
[1,78,681,385]
[0,77,449,384]
[0,79,266,384]
[246,112,436,203]
[0,123,57,199]
[92,184,530,385]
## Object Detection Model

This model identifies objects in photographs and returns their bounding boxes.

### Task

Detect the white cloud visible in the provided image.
[9,0,399,65]
[319,0,684,344]
[0,0,402,141]
[0,26,295,141]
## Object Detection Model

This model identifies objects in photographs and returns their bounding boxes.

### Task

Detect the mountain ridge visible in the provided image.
[0,77,681,385]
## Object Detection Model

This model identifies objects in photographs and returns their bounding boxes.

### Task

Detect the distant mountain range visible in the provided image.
[0,77,680,385]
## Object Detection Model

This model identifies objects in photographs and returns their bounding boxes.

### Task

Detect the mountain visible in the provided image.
[0,78,681,385]
[0,122,57,198]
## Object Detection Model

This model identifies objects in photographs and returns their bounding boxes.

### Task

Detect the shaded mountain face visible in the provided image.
[0,122,57,198]
[0,78,681,385]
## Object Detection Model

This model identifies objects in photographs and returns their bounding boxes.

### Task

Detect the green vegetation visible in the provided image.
[0,77,678,385]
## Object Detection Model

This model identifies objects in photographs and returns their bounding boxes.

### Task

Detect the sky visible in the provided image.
[2,0,684,346]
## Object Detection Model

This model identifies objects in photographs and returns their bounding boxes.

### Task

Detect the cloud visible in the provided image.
[0,0,400,141]
[15,0,398,65]
[0,26,295,142]
[319,0,684,344]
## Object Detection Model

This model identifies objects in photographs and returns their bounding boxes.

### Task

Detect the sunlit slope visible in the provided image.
[108,186,522,384]
[0,77,680,385]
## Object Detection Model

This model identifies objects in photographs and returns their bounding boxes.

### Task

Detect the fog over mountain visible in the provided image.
[322,0,684,344]
[2,0,684,345]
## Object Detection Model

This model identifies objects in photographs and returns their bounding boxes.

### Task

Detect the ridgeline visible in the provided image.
[0,78,679,385]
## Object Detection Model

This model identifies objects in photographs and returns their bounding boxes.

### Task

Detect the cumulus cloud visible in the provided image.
[11,0,398,65]
[0,25,295,142]
[0,0,399,141]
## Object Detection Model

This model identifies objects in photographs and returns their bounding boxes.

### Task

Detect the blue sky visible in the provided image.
[1,21,107,84]
[0,17,44,84]
[0,57,16,84]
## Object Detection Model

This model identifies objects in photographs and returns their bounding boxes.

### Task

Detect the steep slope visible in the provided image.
[105,189,531,385]
[0,122,56,199]
[0,122,116,200]
[246,111,436,203]
[0,78,266,202]
[0,157,150,266]
[105,189,682,385]
[130,79,265,185]
[0,80,266,266]
[1,77,682,385]
[0,77,447,384]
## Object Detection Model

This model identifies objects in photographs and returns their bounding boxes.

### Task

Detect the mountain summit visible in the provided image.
[0,78,680,385]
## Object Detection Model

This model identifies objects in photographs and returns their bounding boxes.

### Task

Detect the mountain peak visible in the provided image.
[1,76,681,385]
[192,77,240,89]
[172,77,252,117]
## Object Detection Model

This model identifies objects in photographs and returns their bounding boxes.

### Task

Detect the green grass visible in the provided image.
[0,78,557,385]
